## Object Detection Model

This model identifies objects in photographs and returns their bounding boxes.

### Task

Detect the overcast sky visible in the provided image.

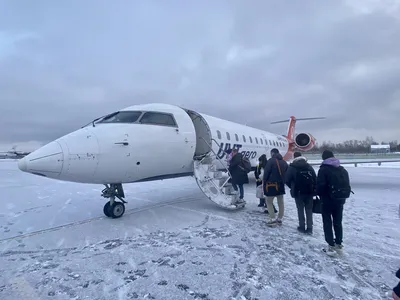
[1,0,400,151]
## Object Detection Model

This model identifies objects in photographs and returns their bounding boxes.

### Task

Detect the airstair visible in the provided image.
[193,138,246,210]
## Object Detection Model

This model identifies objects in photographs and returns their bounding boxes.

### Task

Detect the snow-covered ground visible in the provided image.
[0,159,399,300]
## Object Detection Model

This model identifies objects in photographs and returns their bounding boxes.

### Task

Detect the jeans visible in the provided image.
[322,201,344,246]
[232,183,244,199]
[295,194,313,230]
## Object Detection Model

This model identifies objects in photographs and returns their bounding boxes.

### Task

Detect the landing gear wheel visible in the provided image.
[110,202,125,218]
[103,202,111,217]
[101,184,127,218]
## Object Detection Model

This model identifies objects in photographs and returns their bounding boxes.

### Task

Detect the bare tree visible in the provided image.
[310,137,400,154]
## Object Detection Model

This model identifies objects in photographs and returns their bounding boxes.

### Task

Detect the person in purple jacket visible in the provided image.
[316,150,352,256]
[393,268,400,300]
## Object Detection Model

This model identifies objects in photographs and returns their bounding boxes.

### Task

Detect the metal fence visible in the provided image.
[303,153,400,160]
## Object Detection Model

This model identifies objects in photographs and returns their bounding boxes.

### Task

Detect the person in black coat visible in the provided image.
[393,268,400,300]
[255,154,278,214]
[228,148,249,202]
[317,149,351,256]
[285,152,316,234]
[263,148,288,226]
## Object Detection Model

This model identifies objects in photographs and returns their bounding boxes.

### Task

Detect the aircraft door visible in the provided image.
[114,132,136,180]
[174,124,197,161]
[132,111,196,181]
[93,126,138,183]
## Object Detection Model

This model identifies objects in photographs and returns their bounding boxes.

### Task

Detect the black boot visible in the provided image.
[264,204,278,214]
[258,198,265,207]
[297,226,306,233]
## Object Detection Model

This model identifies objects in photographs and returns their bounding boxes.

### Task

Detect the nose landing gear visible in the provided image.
[101,183,127,218]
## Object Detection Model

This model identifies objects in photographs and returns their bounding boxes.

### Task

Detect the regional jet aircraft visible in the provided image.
[17,103,400,218]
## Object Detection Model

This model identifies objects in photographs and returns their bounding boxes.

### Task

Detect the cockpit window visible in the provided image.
[139,112,177,127]
[97,111,142,124]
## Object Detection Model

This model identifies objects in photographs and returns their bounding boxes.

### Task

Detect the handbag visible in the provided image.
[256,185,264,198]
[312,196,322,214]
[265,159,283,195]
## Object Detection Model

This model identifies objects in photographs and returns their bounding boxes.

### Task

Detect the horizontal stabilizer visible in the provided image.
[271,117,325,124]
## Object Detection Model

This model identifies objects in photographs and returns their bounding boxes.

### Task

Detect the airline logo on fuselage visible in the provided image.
[216,143,257,159]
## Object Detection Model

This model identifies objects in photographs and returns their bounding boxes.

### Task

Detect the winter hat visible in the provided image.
[258,154,267,161]
[293,151,302,158]
[271,148,279,155]
[322,150,334,160]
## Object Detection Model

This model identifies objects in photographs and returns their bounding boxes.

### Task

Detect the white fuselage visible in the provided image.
[18,103,291,184]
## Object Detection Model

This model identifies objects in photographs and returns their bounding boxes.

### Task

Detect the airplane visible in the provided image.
[0,146,31,159]
[17,103,400,218]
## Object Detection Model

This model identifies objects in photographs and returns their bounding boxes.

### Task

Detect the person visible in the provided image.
[316,150,352,256]
[263,148,288,226]
[285,152,316,234]
[225,149,233,167]
[255,154,277,213]
[228,148,249,202]
[393,268,400,300]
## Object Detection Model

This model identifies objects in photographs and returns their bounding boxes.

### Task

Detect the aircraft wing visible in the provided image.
[307,158,400,166]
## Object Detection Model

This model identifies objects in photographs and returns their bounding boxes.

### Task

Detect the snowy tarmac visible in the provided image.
[0,159,399,300]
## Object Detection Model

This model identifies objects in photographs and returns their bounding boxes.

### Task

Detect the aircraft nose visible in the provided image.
[18,141,64,177]
[17,158,27,172]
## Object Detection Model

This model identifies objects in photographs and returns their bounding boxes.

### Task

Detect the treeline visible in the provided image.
[311,136,400,154]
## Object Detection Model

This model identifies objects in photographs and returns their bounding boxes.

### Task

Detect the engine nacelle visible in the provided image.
[294,133,316,151]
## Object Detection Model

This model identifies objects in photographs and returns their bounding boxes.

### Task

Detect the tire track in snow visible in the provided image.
[0,197,197,243]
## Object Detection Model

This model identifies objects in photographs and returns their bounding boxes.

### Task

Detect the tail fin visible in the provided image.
[271,116,325,141]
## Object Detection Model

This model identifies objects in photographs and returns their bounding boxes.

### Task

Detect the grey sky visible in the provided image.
[1,0,400,151]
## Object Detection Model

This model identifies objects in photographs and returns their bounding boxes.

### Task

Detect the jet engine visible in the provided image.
[294,133,316,151]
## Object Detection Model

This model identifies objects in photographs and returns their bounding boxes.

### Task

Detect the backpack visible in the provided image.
[328,166,352,199]
[294,167,315,195]
[241,156,252,173]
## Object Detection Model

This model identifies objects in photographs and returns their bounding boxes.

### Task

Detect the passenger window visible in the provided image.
[249,136,253,143]
[255,137,258,144]
[235,134,239,141]
[97,111,142,124]
[273,141,276,146]
[139,112,177,126]
[260,138,263,145]
[242,135,246,142]
[217,130,221,139]
[269,140,272,146]
[226,132,230,140]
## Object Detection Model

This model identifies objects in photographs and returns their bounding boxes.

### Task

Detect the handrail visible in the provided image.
[199,137,230,174]
[197,137,234,191]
